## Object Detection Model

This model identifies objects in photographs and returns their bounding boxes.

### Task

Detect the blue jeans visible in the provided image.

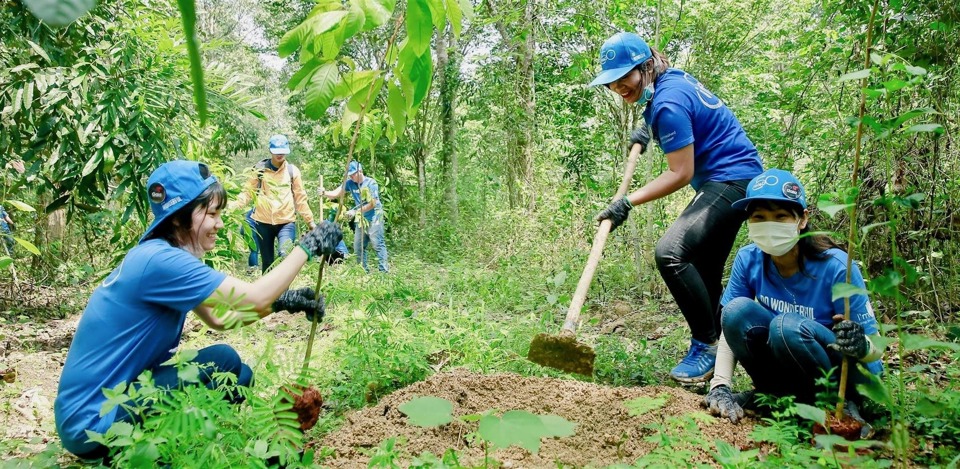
[721,297,870,403]
[254,221,297,274]
[655,180,750,344]
[77,345,253,461]
[242,210,260,268]
[355,215,389,273]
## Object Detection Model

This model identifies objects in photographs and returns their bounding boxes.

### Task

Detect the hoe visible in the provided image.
[527,143,642,376]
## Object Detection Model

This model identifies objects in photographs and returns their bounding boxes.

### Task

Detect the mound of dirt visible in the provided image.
[318,369,756,468]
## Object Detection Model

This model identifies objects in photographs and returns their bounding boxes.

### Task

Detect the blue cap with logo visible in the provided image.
[140,160,218,243]
[347,160,362,176]
[588,32,653,87]
[732,169,807,211]
[269,134,291,155]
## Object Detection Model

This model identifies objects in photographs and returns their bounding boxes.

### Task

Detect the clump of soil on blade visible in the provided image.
[282,385,324,431]
[814,413,863,441]
[319,369,757,468]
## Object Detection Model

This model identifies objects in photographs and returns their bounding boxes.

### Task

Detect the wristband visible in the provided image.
[298,243,313,262]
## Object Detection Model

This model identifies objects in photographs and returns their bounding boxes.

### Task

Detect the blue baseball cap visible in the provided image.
[140,160,218,243]
[732,169,807,211]
[588,32,653,87]
[347,160,362,176]
[269,134,290,155]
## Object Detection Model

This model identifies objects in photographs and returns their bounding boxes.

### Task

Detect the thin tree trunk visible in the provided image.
[437,30,461,224]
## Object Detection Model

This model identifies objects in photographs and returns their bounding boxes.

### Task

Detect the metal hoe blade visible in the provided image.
[527,332,595,377]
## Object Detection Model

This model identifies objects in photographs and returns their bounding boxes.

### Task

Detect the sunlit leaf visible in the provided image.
[445,0,463,37]
[477,411,572,455]
[406,0,433,56]
[860,222,888,236]
[832,283,869,302]
[12,237,38,255]
[387,81,407,135]
[904,65,927,76]
[539,414,576,438]
[838,68,870,82]
[817,195,854,218]
[624,394,670,416]
[398,396,453,427]
[0,257,12,269]
[288,60,322,91]
[426,0,446,31]
[358,0,395,31]
[4,200,35,212]
[304,63,341,118]
[22,0,95,27]
[904,123,944,135]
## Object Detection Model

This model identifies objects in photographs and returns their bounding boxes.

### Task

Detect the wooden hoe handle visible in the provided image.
[562,143,643,333]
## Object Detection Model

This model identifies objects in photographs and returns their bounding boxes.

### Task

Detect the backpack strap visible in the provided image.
[254,159,296,195]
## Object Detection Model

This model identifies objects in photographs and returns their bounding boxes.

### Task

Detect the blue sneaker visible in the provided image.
[670,338,717,383]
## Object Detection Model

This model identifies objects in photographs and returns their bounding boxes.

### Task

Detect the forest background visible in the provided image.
[1,0,959,467]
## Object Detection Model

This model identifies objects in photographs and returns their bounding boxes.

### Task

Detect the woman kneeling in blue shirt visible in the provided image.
[704,169,883,430]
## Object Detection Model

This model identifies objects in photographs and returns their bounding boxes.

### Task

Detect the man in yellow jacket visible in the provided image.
[235,134,316,273]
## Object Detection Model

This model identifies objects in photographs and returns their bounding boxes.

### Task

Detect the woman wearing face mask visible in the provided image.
[591,32,764,383]
[702,169,884,427]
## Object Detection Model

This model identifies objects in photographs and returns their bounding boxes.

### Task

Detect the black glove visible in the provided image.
[273,287,325,321]
[6,222,13,232]
[595,196,632,232]
[298,220,343,261]
[830,319,869,360]
[702,385,744,424]
[629,126,651,152]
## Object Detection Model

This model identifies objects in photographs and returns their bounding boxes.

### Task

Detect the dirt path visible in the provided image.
[319,369,757,468]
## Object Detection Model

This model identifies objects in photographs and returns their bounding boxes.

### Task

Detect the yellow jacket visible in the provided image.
[235,159,315,225]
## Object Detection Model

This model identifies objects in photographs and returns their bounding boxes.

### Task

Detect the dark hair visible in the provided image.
[146,183,228,247]
[747,200,842,279]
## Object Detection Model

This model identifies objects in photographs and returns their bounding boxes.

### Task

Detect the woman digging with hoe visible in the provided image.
[591,32,764,383]
[54,160,343,461]
[702,169,883,437]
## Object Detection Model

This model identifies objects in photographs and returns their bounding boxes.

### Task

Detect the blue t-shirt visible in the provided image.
[642,69,763,190]
[0,205,9,232]
[344,176,383,222]
[721,245,883,374]
[54,239,226,455]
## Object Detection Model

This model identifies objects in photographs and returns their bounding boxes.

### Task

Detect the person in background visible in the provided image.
[702,169,882,435]
[234,134,317,274]
[590,32,764,383]
[54,160,342,459]
[241,207,260,271]
[320,161,389,273]
[325,207,350,264]
[0,204,14,254]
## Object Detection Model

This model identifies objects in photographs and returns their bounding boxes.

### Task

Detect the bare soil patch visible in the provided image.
[319,369,755,468]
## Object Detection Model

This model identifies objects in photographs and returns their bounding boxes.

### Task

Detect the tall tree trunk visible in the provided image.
[485,0,537,210]
[414,142,427,229]
[437,30,461,224]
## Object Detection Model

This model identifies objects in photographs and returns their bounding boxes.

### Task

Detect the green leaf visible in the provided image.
[838,68,870,82]
[624,394,671,416]
[901,334,960,352]
[458,0,473,21]
[479,411,551,454]
[387,81,407,135]
[882,79,909,91]
[304,63,341,118]
[5,200,36,212]
[288,60,322,91]
[406,0,433,56]
[408,49,433,108]
[445,0,463,36]
[22,0,95,27]
[14,237,41,256]
[308,11,350,36]
[278,27,305,58]
[358,0,395,31]
[335,70,380,98]
[539,414,576,438]
[860,222,888,236]
[855,364,894,408]
[904,65,927,76]
[0,257,12,269]
[10,63,39,73]
[177,363,200,383]
[904,123,944,135]
[831,283,869,302]
[26,40,51,63]
[340,2,366,41]
[426,0,446,31]
[817,195,854,218]
[793,403,826,426]
[81,151,103,177]
[398,396,454,427]
[177,0,208,125]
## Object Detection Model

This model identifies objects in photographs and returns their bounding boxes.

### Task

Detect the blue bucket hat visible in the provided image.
[140,160,218,243]
[732,169,807,211]
[269,134,291,155]
[347,160,362,176]
[588,32,653,87]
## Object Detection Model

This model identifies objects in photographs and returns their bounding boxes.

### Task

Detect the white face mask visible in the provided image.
[748,221,800,256]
